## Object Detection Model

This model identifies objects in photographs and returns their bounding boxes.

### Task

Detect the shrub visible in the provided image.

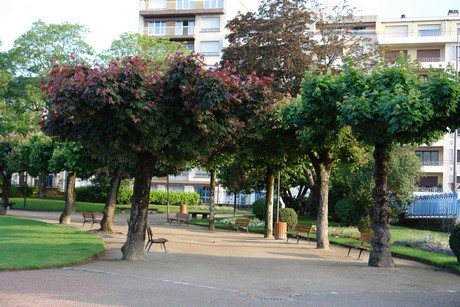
[252,197,277,221]
[449,224,460,263]
[116,189,200,206]
[334,198,358,226]
[357,215,372,234]
[10,186,35,197]
[75,185,107,203]
[279,208,298,231]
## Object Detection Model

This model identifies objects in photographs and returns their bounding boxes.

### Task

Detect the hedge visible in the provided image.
[117,188,200,206]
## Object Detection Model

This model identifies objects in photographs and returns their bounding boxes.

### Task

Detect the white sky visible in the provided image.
[0,0,458,53]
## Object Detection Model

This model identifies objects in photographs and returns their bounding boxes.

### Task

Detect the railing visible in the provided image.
[141,0,224,11]
[417,57,444,63]
[144,26,195,36]
[421,161,443,166]
[379,30,460,38]
[407,193,459,218]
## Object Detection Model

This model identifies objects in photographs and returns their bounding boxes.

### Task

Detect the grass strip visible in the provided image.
[0,216,105,270]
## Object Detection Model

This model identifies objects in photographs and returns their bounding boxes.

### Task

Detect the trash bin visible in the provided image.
[274,222,287,240]
[180,204,187,213]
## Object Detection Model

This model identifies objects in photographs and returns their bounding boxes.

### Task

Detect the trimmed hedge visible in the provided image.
[117,188,200,206]
[279,208,298,231]
[449,224,460,263]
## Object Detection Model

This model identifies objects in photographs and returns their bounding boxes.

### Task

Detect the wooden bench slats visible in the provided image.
[82,212,100,228]
[229,218,250,234]
[169,213,190,226]
[286,225,315,244]
[344,232,374,260]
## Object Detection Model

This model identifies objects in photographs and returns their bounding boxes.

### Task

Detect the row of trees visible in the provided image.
[1,0,459,268]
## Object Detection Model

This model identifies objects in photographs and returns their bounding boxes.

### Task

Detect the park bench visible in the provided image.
[7,202,16,209]
[343,232,374,260]
[229,218,250,234]
[286,224,315,244]
[82,212,101,228]
[189,211,209,219]
[145,226,168,252]
[169,212,190,226]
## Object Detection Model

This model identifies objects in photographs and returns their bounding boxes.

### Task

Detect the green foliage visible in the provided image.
[10,185,35,197]
[251,197,277,221]
[449,224,460,263]
[334,198,360,226]
[279,208,298,231]
[116,188,200,206]
[252,197,267,220]
[75,185,107,203]
[357,215,372,234]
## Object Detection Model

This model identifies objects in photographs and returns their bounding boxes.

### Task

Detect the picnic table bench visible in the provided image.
[229,218,250,234]
[189,211,209,219]
[82,212,101,228]
[7,202,16,209]
[343,232,374,260]
[169,212,190,226]
[286,224,315,244]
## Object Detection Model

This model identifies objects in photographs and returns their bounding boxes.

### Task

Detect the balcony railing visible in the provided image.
[144,26,195,37]
[417,57,444,63]
[379,30,459,39]
[140,0,223,11]
[421,161,443,166]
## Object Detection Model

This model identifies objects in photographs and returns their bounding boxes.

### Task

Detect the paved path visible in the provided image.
[1,210,459,306]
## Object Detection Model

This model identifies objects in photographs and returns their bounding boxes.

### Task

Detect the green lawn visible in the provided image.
[0,216,105,270]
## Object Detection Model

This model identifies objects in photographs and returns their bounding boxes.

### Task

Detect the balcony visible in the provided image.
[143,25,195,39]
[140,0,224,17]
[377,30,460,45]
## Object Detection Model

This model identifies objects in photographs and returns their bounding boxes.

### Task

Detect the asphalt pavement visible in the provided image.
[1,210,459,307]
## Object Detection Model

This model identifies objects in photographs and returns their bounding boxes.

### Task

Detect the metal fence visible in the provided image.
[407,193,459,220]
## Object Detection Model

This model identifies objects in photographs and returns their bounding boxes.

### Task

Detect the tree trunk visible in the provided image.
[59,171,76,224]
[121,152,153,261]
[233,194,237,217]
[1,171,12,215]
[100,168,123,233]
[369,143,394,267]
[38,173,47,198]
[308,151,333,250]
[264,168,274,239]
[209,169,216,230]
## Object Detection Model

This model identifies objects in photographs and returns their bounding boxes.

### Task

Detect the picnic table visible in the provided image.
[188,211,209,219]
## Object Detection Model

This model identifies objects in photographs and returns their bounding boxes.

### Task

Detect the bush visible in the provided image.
[116,189,201,206]
[75,185,107,203]
[449,224,460,263]
[10,186,35,197]
[357,215,372,234]
[279,208,298,231]
[252,197,277,221]
[334,198,358,226]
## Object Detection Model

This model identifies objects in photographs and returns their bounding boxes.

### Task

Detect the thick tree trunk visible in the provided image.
[38,173,47,198]
[369,143,394,267]
[308,151,333,250]
[59,172,76,224]
[1,171,12,215]
[100,168,123,233]
[121,152,153,261]
[264,168,274,239]
[209,169,216,230]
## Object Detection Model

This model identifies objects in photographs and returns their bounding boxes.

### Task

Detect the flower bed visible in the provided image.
[393,235,454,256]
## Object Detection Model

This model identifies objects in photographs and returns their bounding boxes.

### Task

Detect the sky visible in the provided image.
[0,0,459,53]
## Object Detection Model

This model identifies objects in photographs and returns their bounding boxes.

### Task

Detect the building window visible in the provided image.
[204,0,223,8]
[177,0,192,9]
[175,20,194,35]
[201,17,220,31]
[418,24,441,37]
[201,41,220,56]
[385,25,408,37]
[419,176,438,187]
[148,21,166,36]
[387,50,408,61]
[416,151,440,166]
[416,49,441,62]
[182,42,194,51]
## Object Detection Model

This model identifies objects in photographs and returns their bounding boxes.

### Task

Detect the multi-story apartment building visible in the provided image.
[138,4,460,203]
[376,10,460,193]
[138,0,257,67]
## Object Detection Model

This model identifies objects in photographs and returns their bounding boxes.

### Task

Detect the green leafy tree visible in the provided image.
[100,33,185,69]
[48,142,98,224]
[340,59,460,267]
[27,133,55,198]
